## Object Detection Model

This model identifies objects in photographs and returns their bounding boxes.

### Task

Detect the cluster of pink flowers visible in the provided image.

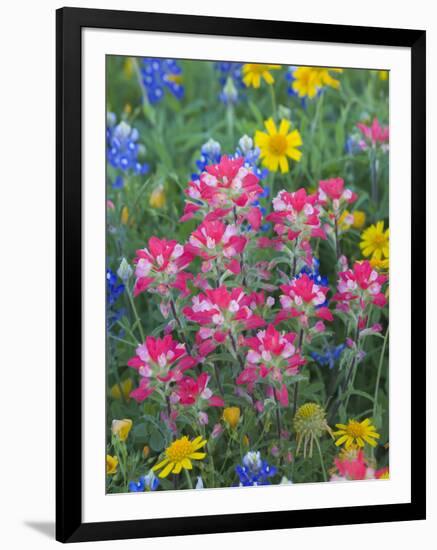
[125,154,388,431]
[334,260,388,311]
[181,156,263,228]
[357,117,389,149]
[276,273,333,330]
[183,286,266,356]
[330,450,389,481]
[237,325,305,405]
[133,237,192,297]
[127,335,196,402]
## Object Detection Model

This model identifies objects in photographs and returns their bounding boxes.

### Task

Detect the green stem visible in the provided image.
[370,146,378,203]
[269,84,277,119]
[272,388,282,440]
[126,286,145,342]
[373,325,389,420]
[315,437,328,482]
[226,104,235,146]
[334,214,341,261]
[184,468,193,490]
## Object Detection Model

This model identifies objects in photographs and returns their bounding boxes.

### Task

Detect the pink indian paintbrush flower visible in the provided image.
[266,188,327,243]
[183,286,266,354]
[132,237,193,297]
[181,156,264,226]
[357,117,389,147]
[236,324,305,396]
[332,450,375,481]
[333,260,388,311]
[318,177,358,211]
[127,334,196,402]
[173,372,224,408]
[185,219,247,274]
[275,273,333,328]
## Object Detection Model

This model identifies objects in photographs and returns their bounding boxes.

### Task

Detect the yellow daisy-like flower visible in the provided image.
[106,454,119,475]
[360,221,389,261]
[292,67,343,98]
[223,406,241,429]
[370,256,389,271]
[149,184,166,208]
[255,118,303,173]
[242,64,281,88]
[152,435,207,478]
[111,418,133,442]
[110,378,133,401]
[378,70,389,81]
[334,418,380,449]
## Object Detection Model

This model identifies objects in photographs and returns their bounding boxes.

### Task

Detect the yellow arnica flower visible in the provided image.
[334,418,380,449]
[370,256,389,271]
[378,70,389,81]
[120,205,129,225]
[360,221,389,261]
[292,67,343,98]
[255,118,303,173]
[242,64,281,88]
[149,184,166,208]
[293,402,332,458]
[111,418,132,442]
[152,435,207,478]
[242,435,250,447]
[352,210,366,229]
[339,210,367,231]
[106,454,118,475]
[223,406,241,429]
[110,378,133,401]
[143,445,150,459]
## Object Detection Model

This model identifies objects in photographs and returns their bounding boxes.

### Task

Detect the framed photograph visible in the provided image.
[56,7,426,543]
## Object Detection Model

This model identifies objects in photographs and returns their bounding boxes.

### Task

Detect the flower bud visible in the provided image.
[111,418,132,442]
[117,257,133,282]
[106,454,118,474]
[223,406,241,429]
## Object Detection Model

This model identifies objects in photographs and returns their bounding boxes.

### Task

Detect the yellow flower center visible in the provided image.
[345,421,366,438]
[166,437,193,462]
[297,402,320,419]
[268,134,288,156]
[372,234,386,246]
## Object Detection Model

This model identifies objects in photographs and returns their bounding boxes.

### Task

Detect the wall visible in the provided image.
[0,1,433,548]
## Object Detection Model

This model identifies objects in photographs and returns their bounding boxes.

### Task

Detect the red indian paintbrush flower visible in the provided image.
[267,188,326,243]
[173,372,224,408]
[333,260,388,311]
[181,156,264,228]
[133,237,193,297]
[275,273,333,328]
[185,219,247,274]
[237,324,305,402]
[127,334,196,402]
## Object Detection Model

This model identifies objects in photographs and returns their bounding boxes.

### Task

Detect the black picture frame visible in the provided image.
[56,6,426,543]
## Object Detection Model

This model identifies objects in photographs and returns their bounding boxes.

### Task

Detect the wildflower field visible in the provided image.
[106,58,390,493]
